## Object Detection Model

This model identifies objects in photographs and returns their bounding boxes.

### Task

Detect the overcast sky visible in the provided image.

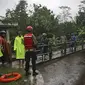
[0,0,81,17]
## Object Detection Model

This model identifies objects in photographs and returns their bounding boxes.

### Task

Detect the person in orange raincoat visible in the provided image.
[0,30,12,66]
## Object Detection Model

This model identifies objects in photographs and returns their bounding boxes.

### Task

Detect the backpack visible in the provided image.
[24,33,33,50]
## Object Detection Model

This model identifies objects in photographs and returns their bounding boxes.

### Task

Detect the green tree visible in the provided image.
[14,0,28,32]
[28,4,59,36]
[57,6,77,35]
[58,6,71,23]
[2,0,28,32]
[76,0,85,37]
[76,0,85,27]
[1,0,28,45]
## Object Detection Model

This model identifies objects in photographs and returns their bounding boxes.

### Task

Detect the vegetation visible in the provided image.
[0,0,85,42]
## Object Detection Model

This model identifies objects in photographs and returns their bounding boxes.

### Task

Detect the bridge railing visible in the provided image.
[12,40,85,64]
[35,40,85,63]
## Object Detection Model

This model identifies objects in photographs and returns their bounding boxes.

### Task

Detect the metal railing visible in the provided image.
[11,40,85,64]
[35,40,85,64]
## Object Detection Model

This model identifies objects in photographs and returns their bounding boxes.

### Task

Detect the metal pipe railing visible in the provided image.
[11,40,85,64]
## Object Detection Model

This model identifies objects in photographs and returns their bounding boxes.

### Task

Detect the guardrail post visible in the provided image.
[61,43,64,55]
[64,42,66,55]
[49,47,52,60]
[42,55,44,62]
[83,41,84,49]
[74,41,76,52]
[82,39,84,50]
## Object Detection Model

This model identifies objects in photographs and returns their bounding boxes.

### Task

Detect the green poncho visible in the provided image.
[14,36,25,59]
[0,49,3,57]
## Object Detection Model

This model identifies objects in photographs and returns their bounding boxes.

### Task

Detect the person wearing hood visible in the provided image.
[14,31,25,68]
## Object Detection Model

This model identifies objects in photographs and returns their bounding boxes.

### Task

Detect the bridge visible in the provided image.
[0,23,85,85]
[10,41,85,85]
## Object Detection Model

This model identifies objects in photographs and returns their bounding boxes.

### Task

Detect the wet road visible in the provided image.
[12,51,85,85]
[37,51,85,85]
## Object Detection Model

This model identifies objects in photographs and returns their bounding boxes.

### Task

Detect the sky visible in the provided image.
[0,0,81,17]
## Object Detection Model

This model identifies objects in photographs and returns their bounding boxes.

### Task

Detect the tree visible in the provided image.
[1,0,28,45]
[57,6,77,35]
[58,6,72,23]
[28,4,59,36]
[14,0,28,31]
[76,0,85,37]
[1,9,16,24]
[76,0,85,27]
[2,0,28,32]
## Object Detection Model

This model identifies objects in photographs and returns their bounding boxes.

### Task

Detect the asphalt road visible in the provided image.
[37,51,85,85]
[12,50,85,85]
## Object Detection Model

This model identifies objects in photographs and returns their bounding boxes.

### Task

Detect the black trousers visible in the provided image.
[25,51,37,73]
[0,53,6,64]
[0,56,4,64]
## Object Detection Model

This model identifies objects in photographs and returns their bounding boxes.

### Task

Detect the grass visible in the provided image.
[0,66,26,85]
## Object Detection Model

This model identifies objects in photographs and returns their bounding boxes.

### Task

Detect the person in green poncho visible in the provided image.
[0,33,4,65]
[0,44,3,65]
[14,31,25,68]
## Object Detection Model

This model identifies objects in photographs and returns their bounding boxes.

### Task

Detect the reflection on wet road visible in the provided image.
[12,51,85,85]
[38,51,85,85]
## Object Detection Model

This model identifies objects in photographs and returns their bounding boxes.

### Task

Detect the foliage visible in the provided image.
[2,0,28,32]
[57,6,77,36]
[58,6,72,23]
[28,4,59,36]
[0,0,80,42]
[59,22,77,35]
[76,0,85,37]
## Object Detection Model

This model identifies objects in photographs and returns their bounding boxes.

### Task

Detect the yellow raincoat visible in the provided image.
[0,49,3,57]
[0,37,3,57]
[14,36,25,59]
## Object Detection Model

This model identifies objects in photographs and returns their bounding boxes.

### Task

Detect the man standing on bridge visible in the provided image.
[24,26,38,76]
